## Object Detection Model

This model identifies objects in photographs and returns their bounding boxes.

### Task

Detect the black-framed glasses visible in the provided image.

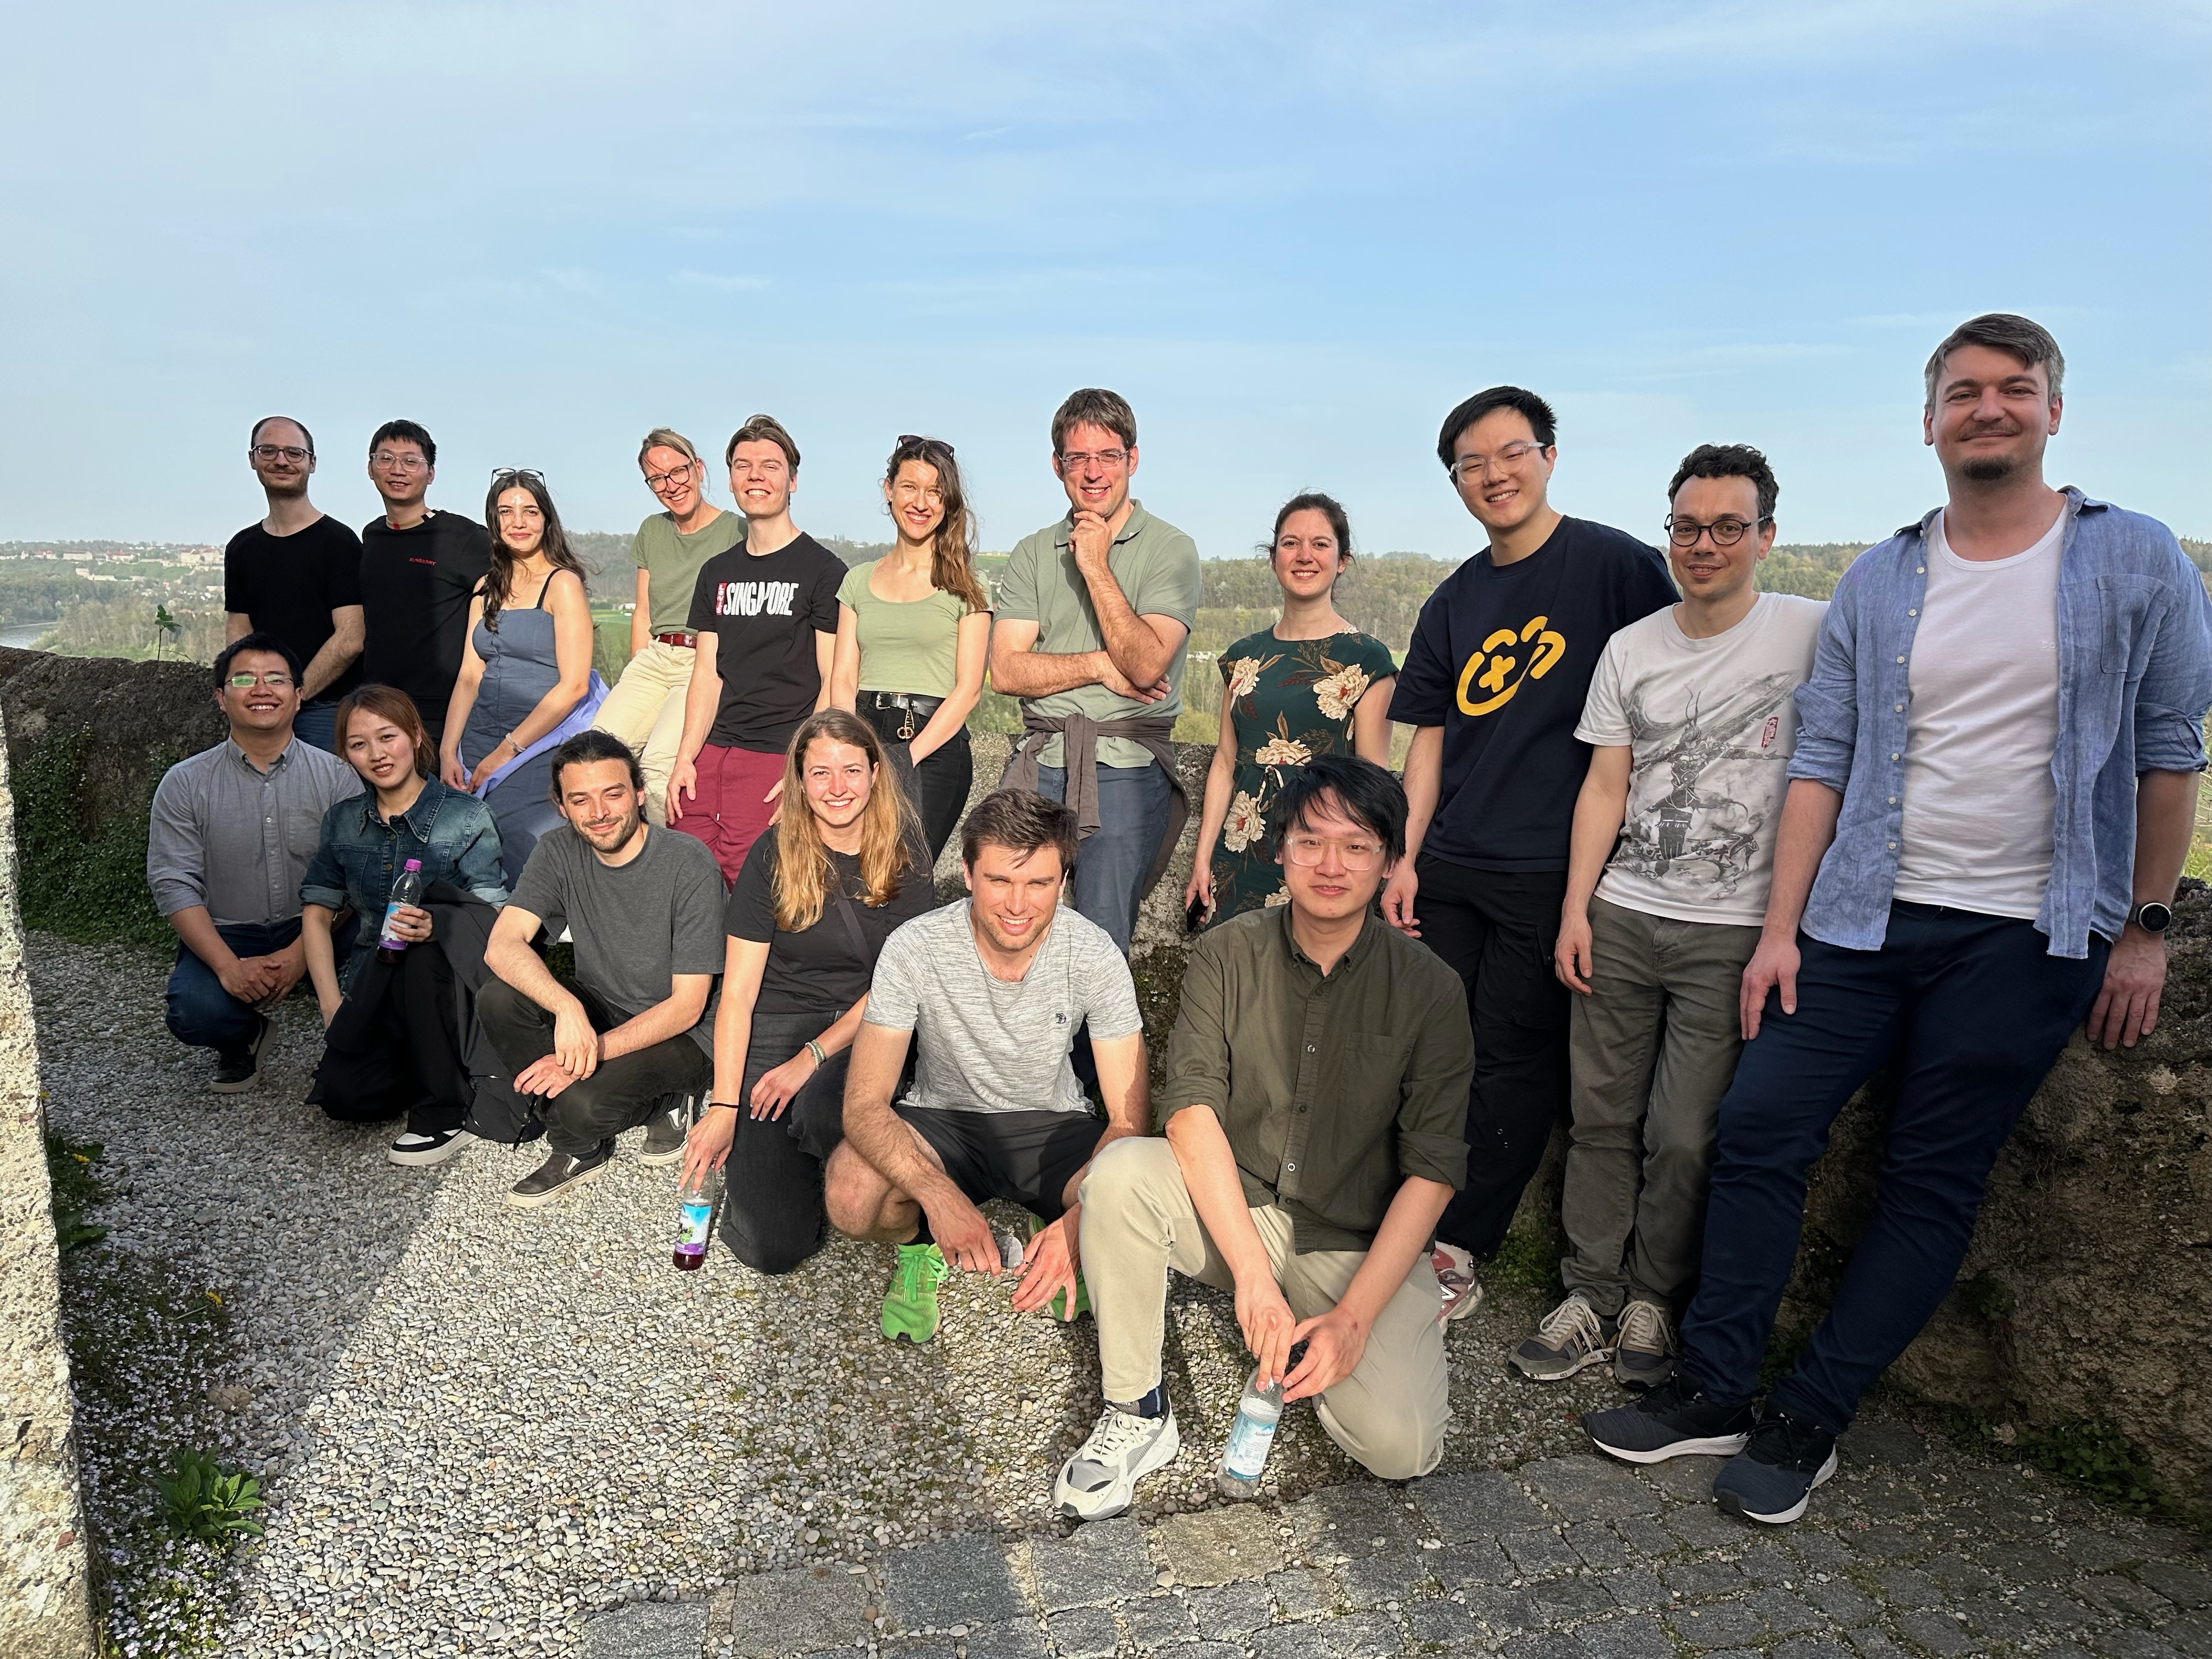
[1663,514,1772,549]
[643,461,697,491]
[895,433,955,457]
[491,467,546,487]
[250,444,311,464]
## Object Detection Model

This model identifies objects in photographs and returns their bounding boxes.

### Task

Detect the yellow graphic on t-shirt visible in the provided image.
[1456,616,1568,716]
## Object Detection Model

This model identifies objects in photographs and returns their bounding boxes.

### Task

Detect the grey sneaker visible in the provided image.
[1614,1299,1676,1389]
[1511,1292,1618,1381]
[1055,1404,1181,1522]
[638,1101,690,1167]
[507,1145,613,1209]
[210,1015,272,1094]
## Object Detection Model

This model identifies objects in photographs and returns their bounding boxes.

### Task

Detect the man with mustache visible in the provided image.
[1586,314,2212,1526]
[481,731,725,1209]
[223,416,364,752]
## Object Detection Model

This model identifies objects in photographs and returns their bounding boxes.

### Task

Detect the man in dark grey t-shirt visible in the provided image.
[482,731,726,1210]
[827,790,1151,1347]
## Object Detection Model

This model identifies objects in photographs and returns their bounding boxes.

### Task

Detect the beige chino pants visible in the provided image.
[591,640,695,825]
[1078,1136,1450,1481]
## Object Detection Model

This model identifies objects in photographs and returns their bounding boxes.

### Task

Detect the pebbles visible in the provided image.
[35,933,1695,1656]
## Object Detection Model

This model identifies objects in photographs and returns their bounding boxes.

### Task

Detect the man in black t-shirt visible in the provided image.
[667,414,844,883]
[1385,387,1676,1321]
[358,419,492,748]
[223,415,364,752]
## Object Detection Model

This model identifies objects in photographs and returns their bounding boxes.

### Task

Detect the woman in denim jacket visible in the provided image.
[302,684,509,1167]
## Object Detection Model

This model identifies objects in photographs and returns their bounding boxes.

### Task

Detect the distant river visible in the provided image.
[0,623,49,650]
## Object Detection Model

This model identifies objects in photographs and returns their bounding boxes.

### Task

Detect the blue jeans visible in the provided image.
[294,700,340,753]
[1678,902,2107,1431]
[1031,761,1172,955]
[166,919,302,1055]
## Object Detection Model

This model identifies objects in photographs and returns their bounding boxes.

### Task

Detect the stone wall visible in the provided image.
[0,733,96,1657]
[3,659,2207,1519]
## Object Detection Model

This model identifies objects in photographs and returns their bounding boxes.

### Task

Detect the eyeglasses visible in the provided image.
[1448,442,1548,483]
[1283,833,1383,870]
[1664,514,1772,548]
[369,450,428,471]
[251,445,311,464]
[491,467,546,487]
[895,434,954,456]
[1058,447,1129,472]
[643,461,697,491]
[226,671,295,690]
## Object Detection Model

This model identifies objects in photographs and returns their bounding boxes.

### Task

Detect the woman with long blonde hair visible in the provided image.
[682,708,936,1273]
[829,434,993,857]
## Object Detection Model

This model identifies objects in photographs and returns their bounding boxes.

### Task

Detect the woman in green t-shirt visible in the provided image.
[829,434,993,857]
[1185,492,1397,924]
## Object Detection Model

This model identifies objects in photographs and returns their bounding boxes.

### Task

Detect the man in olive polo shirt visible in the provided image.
[1057,755,1474,1521]
[994,387,1201,953]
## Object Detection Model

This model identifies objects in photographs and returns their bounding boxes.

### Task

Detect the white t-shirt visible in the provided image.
[1892,507,2063,919]
[1577,591,1828,926]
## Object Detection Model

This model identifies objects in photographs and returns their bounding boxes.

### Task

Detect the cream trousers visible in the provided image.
[1078,1135,1450,1481]
[591,640,694,825]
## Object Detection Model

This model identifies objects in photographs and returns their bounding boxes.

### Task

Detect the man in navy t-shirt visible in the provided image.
[1385,387,1676,1322]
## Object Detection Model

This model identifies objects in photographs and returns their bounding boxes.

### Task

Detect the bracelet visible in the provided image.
[805,1039,828,1067]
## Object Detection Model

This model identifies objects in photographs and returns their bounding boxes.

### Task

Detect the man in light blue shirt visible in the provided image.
[1586,314,2212,1527]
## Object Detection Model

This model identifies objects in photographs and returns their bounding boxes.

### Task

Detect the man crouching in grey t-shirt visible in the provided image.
[826,789,1150,1347]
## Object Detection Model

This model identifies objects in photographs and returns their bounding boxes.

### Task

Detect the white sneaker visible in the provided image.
[1055,1404,1180,1522]
[1432,1243,1484,1326]
[388,1127,474,1167]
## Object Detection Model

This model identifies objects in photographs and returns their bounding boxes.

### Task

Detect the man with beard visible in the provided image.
[1585,314,2212,1526]
[223,416,364,752]
[481,731,724,1209]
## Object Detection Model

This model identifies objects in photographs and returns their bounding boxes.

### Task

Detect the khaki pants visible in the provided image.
[1561,895,1760,1316]
[592,640,694,825]
[1078,1136,1449,1481]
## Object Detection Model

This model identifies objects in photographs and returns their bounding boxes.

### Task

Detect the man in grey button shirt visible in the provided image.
[147,633,361,1092]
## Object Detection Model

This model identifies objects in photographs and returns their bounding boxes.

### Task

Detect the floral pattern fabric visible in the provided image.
[1207,627,1396,924]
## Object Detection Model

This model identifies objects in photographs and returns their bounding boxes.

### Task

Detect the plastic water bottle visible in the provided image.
[1217,1368,1284,1499]
[374,859,424,963]
[672,1170,716,1272]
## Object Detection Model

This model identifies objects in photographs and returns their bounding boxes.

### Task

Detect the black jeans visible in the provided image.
[477,978,709,1159]
[718,1006,852,1275]
[308,939,471,1136]
[859,703,971,862]
[1679,902,2107,1431]
[1414,854,1573,1258]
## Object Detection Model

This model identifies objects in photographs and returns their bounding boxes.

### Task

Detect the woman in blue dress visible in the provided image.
[441,469,605,886]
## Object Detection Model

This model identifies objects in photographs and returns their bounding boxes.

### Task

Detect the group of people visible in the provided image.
[148,314,2211,1533]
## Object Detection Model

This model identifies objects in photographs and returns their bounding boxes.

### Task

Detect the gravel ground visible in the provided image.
[34,933,2196,1658]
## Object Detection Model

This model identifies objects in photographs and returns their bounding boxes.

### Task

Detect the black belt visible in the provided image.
[868,690,943,739]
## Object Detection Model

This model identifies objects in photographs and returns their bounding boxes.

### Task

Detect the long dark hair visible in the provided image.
[883,435,989,614]
[481,470,587,631]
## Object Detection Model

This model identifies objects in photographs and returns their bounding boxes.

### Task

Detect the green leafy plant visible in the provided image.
[155,1451,265,1546]
[44,1129,109,1251]
[153,602,181,661]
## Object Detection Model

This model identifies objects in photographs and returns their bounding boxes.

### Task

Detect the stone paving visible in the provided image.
[585,1440,2211,1659]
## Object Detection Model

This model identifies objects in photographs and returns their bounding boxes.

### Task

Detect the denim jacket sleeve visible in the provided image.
[453,801,511,906]
[1787,561,1865,793]
[300,801,350,912]
[2130,535,2212,775]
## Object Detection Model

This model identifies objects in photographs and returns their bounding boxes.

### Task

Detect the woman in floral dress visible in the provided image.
[1186,492,1398,924]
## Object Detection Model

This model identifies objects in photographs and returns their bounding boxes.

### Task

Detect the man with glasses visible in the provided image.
[1060,756,1473,1520]
[224,417,365,752]
[1385,387,1676,1322]
[997,388,1199,953]
[148,633,363,1092]
[358,419,491,750]
[594,427,740,823]
[669,414,844,882]
[1587,316,2212,1525]
[1516,445,1823,1389]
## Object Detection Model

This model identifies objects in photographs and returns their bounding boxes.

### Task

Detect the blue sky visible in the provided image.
[3,1,2205,554]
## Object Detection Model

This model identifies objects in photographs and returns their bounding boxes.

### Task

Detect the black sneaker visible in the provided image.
[210,1015,272,1094]
[638,1101,690,1167]
[1583,1376,1755,1464]
[388,1126,475,1167]
[1713,1407,1838,1525]
[507,1145,613,1210]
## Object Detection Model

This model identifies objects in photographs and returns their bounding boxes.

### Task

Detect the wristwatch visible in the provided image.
[2127,900,2173,935]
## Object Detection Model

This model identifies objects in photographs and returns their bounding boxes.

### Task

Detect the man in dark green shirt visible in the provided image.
[1056,755,1474,1521]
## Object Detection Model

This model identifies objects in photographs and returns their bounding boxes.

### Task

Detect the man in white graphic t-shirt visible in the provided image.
[1585,314,2212,1530]
[1518,444,1824,1389]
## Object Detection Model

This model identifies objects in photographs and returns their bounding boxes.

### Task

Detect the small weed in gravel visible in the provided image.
[155,1451,266,1547]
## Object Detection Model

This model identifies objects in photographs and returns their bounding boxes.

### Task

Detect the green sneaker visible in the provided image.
[881,1243,947,1344]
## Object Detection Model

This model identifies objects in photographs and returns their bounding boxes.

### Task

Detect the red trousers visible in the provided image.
[670,742,783,884]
